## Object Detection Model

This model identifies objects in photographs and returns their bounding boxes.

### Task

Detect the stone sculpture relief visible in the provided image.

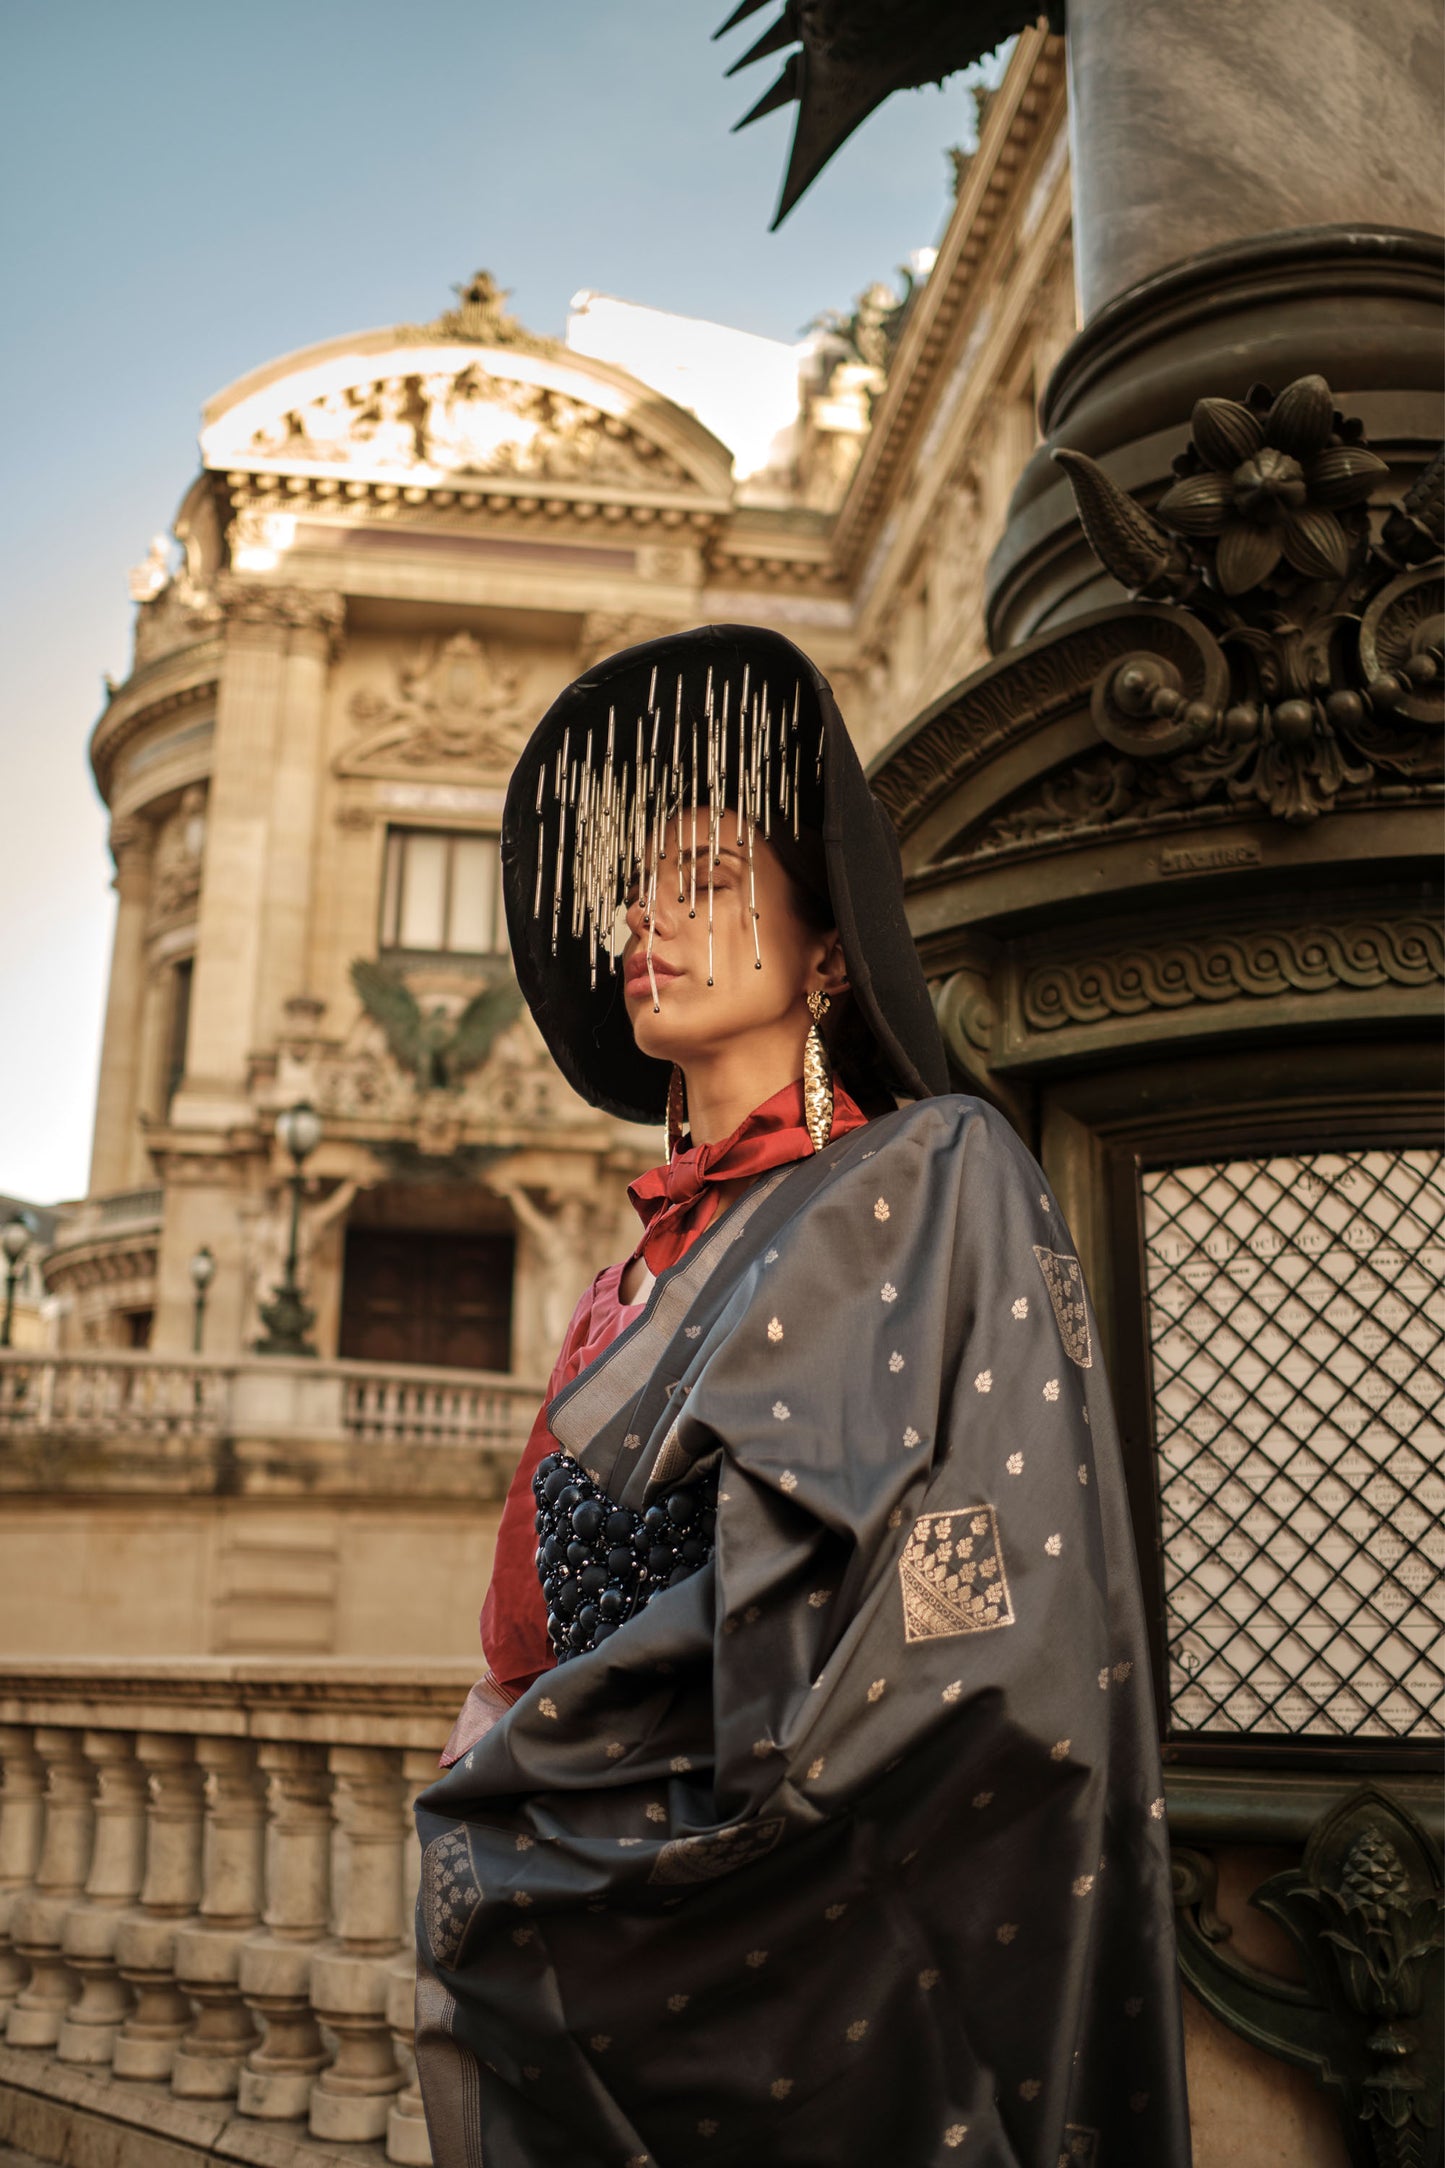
[248,365,688,490]
[339,633,533,773]
[148,787,208,927]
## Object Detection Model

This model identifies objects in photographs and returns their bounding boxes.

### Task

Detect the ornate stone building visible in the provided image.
[45,28,1071,1384]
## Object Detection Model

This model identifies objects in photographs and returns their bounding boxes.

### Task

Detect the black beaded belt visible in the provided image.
[532,1449,718,1663]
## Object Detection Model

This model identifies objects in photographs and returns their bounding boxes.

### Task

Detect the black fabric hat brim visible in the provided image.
[500,624,948,1124]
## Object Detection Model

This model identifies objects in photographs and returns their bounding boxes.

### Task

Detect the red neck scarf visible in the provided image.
[628,1075,866,1277]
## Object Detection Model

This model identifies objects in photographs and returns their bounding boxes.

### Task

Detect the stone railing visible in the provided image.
[0,1350,538,1452]
[0,1660,481,2166]
[0,1354,233,1440]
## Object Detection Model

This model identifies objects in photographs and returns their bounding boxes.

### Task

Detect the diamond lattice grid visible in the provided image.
[1141,1149,1445,1740]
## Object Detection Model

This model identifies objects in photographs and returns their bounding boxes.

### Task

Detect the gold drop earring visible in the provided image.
[666,1064,688,1159]
[803,990,833,1154]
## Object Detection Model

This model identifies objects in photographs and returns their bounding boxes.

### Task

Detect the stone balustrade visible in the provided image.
[0,1660,480,2166]
[0,1353,233,1440]
[0,1349,537,1452]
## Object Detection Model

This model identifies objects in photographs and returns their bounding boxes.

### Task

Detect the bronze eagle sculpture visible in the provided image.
[718,0,1063,226]
[350,958,523,1091]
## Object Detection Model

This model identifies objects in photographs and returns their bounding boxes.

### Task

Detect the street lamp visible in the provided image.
[189,1245,215,1355]
[254,1101,323,1357]
[0,1215,34,1349]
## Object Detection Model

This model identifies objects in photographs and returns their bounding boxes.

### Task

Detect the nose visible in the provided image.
[625,884,678,939]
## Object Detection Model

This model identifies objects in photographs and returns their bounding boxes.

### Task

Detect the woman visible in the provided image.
[415,625,1190,2168]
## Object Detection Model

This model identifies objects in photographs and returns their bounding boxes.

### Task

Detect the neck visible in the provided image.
[680,1019,810,1145]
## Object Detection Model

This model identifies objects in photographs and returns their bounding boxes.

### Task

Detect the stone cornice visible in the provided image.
[0,1657,481,1748]
[214,575,346,643]
[90,654,220,806]
[829,28,1067,580]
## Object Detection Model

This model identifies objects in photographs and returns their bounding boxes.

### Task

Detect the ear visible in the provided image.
[815,930,849,996]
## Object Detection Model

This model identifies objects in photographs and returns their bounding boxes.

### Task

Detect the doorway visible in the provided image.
[337,1227,514,1371]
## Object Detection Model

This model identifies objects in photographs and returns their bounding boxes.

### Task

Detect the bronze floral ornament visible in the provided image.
[1157,376,1388,597]
[1052,380,1443,823]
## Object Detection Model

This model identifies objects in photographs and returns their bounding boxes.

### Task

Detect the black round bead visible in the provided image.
[646,1544,675,1575]
[542,1468,571,1506]
[576,1602,599,1637]
[605,1508,635,1543]
[567,1619,589,1649]
[598,1588,625,1621]
[556,1483,583,1513]
[632,1527,652,1556]
[534,1510,546,1535]
[579,1565,608,1596]
[571,1500,605,1542]
[665,1491,696,1527]
[536,1453,561,1482]
[545,1610,562,1642]
[668,1562,695,1587]
[643,1504,671,1536]
[556,1582,580,1618]
[680,1538,706,1566]
[542,1534,564,1570]
[606,1546,635,1577]
[593,1621,618,1643]
[566,1540,588,1570]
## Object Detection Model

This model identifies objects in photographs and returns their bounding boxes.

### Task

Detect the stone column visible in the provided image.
[0,1727,45,2017]
[87,820,154,1198]
[236,1742,333,2119]
[1067,0,1445,320]
[6,1729,94,2048]
[112,1733,206,2081]
[387,1748,440,2167]
[309,1746,407,2143]
[179,588,293,1117]
[56,1732,148,2065]
[171,1737,265,2098]
[253,594,344,1048]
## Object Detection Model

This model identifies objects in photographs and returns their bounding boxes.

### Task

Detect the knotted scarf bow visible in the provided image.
[627,1075,866,1277]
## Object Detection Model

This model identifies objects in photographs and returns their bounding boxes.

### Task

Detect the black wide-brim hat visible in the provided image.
[501,623,948,1124]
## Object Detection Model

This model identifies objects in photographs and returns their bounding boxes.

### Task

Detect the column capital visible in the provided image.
[216,577,345,651]
[107,816,153,881]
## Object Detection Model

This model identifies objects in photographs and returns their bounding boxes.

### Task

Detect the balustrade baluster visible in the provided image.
[237,1741,333,2118]
[309,1745,406,2142]
[6,1729,94,2047]
[171,1736,265,2098]
[112,1732,206,2081]
[386,1747,439,2166]
[0,1727,45,2017]
[56,1731,147,2064]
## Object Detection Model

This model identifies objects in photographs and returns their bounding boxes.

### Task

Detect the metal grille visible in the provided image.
[1141,1150,1445,1741]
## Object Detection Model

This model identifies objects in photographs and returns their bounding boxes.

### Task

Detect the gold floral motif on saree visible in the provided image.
[899,1505,1015,1642]
[1032,1246,1093,1367]
[421,1824,485,1970]
[648,1816,786,1886]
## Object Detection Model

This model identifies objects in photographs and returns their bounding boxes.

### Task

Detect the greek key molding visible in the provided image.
[1022,918,1443,1032]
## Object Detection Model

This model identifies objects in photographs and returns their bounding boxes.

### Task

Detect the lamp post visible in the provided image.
[0,1215,34,1349]
[189,1245,215,1355]
[254,1102,323,1357]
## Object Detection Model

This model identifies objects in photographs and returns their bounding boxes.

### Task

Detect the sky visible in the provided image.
[0,0,998,1205]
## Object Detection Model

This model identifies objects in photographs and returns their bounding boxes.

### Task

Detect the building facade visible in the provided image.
[46,30,1071,1380]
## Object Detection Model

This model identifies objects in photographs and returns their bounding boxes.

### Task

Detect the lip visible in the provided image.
[623,957,682,996]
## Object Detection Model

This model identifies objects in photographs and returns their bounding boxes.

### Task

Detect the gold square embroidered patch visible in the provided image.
[1032,1246,1093,1367]
[899,1505,1015,1643]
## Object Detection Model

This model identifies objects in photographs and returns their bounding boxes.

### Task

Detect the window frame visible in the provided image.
[378,824,508,960]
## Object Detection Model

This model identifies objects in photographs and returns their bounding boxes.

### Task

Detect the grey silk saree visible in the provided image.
[414,1097,1191,2168]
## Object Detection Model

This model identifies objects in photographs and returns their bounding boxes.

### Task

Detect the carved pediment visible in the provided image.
[337,634,533,778]
[202,333,736,505]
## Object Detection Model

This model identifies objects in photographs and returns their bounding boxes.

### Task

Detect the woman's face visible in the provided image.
[619,816,839,1069]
